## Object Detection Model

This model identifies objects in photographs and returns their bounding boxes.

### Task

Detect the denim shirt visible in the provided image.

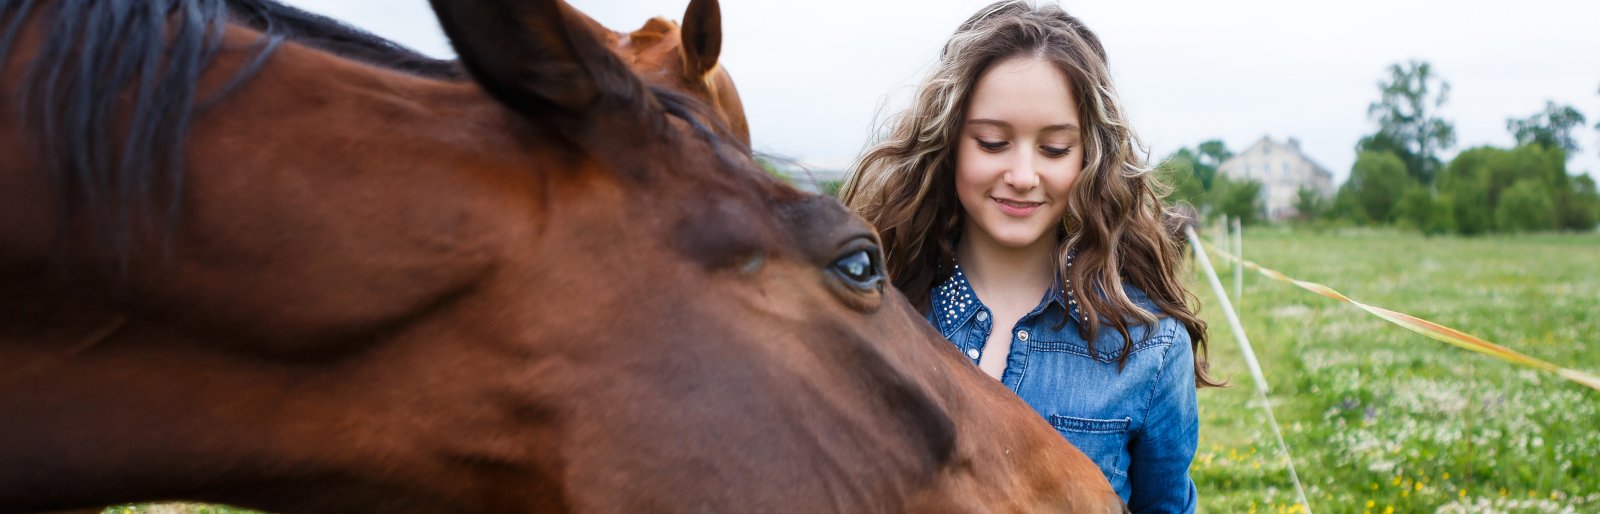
[925,264,1199,513]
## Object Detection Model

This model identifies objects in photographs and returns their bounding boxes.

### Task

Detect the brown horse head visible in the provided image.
[0,0,1118,512]
[573,0,751,148]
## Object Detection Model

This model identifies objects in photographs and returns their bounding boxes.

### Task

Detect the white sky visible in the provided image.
[282,0,1600,181]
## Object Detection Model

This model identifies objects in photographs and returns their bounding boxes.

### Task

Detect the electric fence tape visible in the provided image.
[1201,235,1600,394]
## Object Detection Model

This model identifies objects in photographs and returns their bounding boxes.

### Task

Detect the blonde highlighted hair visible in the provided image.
[841,0,1220,387]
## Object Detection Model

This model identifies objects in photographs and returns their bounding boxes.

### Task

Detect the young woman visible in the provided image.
[841,2,1222,511]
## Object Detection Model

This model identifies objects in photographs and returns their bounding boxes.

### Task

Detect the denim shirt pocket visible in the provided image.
[1049,415,1132,478]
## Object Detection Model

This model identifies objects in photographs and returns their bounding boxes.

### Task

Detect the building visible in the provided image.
[1215,136,1335,220]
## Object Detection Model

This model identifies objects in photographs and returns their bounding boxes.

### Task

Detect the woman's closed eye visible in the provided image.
[976,139,1009,152]
[1041,145,1072,158]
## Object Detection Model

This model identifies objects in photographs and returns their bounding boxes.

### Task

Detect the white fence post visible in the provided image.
[1233,217,1243,305]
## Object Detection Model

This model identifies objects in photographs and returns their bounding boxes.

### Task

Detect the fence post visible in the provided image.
[1185,226,1313,514]
[1233,217,1243,305]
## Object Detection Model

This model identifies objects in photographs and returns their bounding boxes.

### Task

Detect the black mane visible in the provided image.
[0,0,461,270]
[225,0,462,79]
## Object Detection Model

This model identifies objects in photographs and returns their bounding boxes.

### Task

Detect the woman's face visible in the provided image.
[954,56,1083,251]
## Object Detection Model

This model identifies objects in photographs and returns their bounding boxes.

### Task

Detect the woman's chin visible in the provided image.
[989,231,1052,250]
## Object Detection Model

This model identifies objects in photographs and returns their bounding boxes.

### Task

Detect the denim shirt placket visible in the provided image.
[931,257,1086,392]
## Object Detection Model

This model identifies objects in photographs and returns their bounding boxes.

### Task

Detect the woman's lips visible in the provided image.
[993,197,1042,217]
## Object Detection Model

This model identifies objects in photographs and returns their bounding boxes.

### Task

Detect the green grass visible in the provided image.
[1189,227,1600,514]
[110,228,1600,514]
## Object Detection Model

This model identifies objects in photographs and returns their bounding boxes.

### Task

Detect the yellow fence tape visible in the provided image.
[1200,240,1600,393]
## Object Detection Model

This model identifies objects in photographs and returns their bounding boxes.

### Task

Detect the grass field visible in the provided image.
[108,228,1599,514]
[1188,227,1600,513]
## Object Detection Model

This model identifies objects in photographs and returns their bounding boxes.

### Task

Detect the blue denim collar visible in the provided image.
[930,250,1081,337]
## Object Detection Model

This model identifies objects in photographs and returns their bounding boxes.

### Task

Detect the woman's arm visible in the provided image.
[1126,323,1200,513]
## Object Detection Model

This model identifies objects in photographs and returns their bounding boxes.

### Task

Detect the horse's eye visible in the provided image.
[831,249,883,290]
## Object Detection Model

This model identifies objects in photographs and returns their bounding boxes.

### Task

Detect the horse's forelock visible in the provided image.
[646,85,759,178]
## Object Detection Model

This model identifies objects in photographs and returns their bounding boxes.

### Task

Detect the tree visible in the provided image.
[1210,175,1263,225]
[1339,151,1415,224]
[1358,61,1456,185]
[1291,187,1327,223]
[1506,101,1586,156]
[1195,139,1233,190]
[1436,147,1495,235]
[1156,151,1207,209]
[1156,140,1236,215]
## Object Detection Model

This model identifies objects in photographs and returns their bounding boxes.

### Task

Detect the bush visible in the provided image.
[1495,179,1557,232]
[1556,174,1599,231]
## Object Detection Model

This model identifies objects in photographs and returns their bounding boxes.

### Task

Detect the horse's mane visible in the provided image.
[0,0,740,273]
[0,0,463,268]
[224,0,463,79]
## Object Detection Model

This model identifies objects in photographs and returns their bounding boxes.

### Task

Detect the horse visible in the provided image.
[0,0,1123,513]
[576,0,751,148]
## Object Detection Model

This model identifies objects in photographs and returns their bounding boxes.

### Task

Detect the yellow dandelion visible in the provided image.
[1370,482,1379,490]
[1383,506,1395,514]
[1459,489,1467,498]
[1442,472,1450,480]
[1366,500,1375,508]
[1414,482,1423,491]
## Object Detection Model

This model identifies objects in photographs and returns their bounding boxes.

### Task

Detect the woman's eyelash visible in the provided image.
[977,140,1008,150]
[1043,146,1072,157]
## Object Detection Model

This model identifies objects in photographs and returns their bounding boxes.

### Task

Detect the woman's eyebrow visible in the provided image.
[966,118,1079,132]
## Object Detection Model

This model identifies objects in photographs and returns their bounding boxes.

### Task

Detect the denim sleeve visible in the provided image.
[1126,323,1199,513]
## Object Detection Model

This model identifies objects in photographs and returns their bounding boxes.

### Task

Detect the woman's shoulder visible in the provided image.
[1033,283,1186,359]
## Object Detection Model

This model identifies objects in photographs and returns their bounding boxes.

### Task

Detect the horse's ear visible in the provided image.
[679,0,722,80]
[428,0,642,117]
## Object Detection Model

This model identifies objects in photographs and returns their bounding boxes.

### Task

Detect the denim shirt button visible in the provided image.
[976,310,989,322]
[1017,330,1029,342]
[965,348,980,360]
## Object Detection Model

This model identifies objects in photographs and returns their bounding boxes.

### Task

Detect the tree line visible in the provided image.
[1161,61,1600,234]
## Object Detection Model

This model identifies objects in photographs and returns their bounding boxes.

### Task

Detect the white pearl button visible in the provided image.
[976,311,989,322]
[965,348,981,360]
[1017,330,1029,342]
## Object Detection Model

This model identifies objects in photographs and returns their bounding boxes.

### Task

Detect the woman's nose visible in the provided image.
[1003,149,1040,191]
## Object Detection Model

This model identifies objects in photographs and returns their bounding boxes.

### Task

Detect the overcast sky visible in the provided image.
[283,0,1600,181]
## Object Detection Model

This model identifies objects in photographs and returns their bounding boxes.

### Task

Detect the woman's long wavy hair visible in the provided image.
[841,0,1221,387]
